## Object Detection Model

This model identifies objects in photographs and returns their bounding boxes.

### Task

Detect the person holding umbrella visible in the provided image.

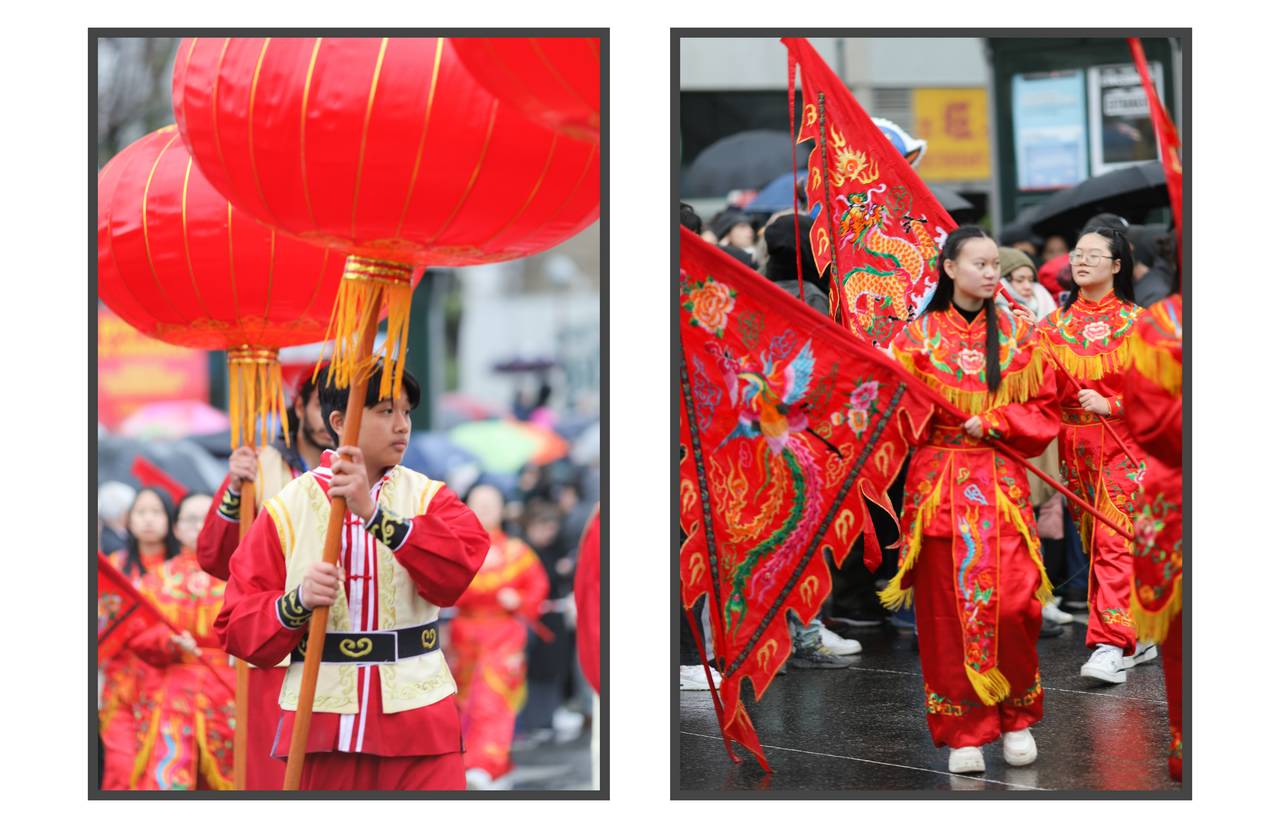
[1036,226,1153,684]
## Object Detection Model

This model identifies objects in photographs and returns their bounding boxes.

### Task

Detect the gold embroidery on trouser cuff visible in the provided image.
[217,487,242,522]
[364,505,411,551]
[276,586,312,629]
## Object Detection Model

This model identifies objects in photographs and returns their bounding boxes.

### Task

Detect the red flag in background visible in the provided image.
[130,456,188,504]
[678,228,931,770]
[1129,38,1183,268]
[783,38,956,345]
[97,551,165,661]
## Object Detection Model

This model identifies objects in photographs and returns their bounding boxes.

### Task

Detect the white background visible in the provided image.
[2,0,1271,822]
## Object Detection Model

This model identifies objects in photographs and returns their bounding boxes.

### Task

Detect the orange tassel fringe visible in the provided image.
[318,256,415,402]
[227,347,287,449]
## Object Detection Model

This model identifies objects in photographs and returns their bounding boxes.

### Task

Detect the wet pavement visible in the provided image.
[507,728,596,790]
[678,618,1181,793]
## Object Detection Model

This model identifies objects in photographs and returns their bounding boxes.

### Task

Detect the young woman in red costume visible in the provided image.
[880,226,1060,774]
[1037,226,1153,684]
[127,491,237,789]
[99,487,181,789]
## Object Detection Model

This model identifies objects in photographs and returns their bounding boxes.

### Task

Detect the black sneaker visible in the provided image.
[1039,619,1064,639]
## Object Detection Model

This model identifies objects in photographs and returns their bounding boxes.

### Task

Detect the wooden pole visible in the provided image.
[281,290,383,791]
[232,481,255,790]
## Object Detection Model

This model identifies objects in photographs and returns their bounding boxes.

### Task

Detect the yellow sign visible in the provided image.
[914,88,991,182]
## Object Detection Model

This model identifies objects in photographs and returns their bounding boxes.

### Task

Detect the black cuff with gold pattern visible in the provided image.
[217,486,242,522]
[276,586,312,630]
[364,505,411,551]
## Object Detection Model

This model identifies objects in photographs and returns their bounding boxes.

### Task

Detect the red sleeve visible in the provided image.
[516,545,551,619]
[214,510,304,668]
[574,511,600,693]
[1125,367,1182,469]
[127,622,182,668]
[196,475,240,581]
[392,487,490,608]
[979,348,1061,458]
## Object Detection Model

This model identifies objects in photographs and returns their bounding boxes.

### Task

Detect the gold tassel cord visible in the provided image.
[878,466,946,611]
[317,255,416,401]
[1132,575,1182,644]
[900,349,1048,418]
[227,347,286,450]
[1130,335,1182,397]
[996,487,1056,607]
[1046,339,1133,382]
[965,664,1011,706]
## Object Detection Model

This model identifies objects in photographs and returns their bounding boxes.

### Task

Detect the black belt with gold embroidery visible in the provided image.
[290,621,441,664]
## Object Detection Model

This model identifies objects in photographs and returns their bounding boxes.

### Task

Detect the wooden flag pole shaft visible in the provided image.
[817,94,853,332]
[233,482,256,790]
[282,292,384,791]
[683,606,741,765]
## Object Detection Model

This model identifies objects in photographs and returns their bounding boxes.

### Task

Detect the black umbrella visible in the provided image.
[1028,160,1167,236]
[98,436,226,496]
[683,130,811,199]
[928,184,974,215]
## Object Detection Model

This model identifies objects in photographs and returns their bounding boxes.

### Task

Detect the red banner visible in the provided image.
[97,552,165,661]
[784,37,955,345]
[1128,38,1182,267]
[678,228,931,769]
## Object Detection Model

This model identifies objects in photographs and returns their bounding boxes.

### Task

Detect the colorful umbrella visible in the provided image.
[117,400,231,441]
[448,419,569,473]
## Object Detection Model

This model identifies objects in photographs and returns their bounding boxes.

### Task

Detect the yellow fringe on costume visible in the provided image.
[227,347,287,449]
[1132,576,1182,645]
[878,471,945,610]
[318,255,415,402]
[194,710,233,791]
[965,664,1011,706]
[896,348,1047,417]
[1130,335,1182,397]
[129,699,164,789]
[1046,338,1132,381]
[996,488,1056,607]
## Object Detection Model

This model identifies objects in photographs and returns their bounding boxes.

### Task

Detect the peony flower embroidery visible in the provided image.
[1082,321,1111,343]
[683,278,736,338]
[957,348,985,375]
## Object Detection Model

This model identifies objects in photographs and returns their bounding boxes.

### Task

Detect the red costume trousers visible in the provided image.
[452,617,529,779]
[245,665,286,790]
[298,751,465,791]
[1165,612,1182,781]
[913,533,1044,749]
[1059,417,1138,655]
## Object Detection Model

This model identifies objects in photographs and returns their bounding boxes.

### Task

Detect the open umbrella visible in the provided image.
[118,400,231,441]
[928,183,977,218]
[744,172,807,215]
[98,436,226,495]
[1029,160,1167,236]
[448,420,569,473]
[684,130,810,198]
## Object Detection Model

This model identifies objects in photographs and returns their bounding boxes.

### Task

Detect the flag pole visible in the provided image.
[683,605,741,765]
[817,93,854,332]
[232,481,255,790]
[281,292,383,791]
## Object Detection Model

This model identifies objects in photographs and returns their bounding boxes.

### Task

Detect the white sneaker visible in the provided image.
[465,768,499,790]
[1042,600,1074,625]
[819,622,862,655]
[1124,642,1158,669]
[552,706,585,743]
[1002,728,1037,766]
[680,664,722,690]
[948,746,985,774]
[1080,645,1127,683]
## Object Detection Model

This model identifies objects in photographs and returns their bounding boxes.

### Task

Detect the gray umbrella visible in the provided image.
[98,436,225,495]
[684,130,811,199]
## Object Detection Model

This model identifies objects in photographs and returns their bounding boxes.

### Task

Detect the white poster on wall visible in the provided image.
[1087,62,1164,176]
[1012,70,1088,192]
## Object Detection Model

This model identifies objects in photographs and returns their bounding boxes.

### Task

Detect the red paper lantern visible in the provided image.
[451,37,600,143]
[97,125,421,445]
[171,36,599,267]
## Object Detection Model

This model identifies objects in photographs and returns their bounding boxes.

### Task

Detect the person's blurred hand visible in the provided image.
[170,630,198,656]
[963,416,985,439]
[300,562,343,610]
[497,587,521,612]
[1078,389,1111,416]
[228,446,258,492]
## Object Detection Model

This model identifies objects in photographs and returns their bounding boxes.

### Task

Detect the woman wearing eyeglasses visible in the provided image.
[1037,227,1151,685]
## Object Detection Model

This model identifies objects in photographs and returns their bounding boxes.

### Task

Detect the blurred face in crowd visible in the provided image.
[943,236,1000,307]
[1069,232,1121,293]
[725,222,754,249]
[1012,240,1037,259]
[295,389,334,449]
[174,494,212,550]
[527,517,559,549]
[128,491,170,549]
[1043,235,1069,261]
[466,485,505,533]
[1007,265,1037,302]
[700,229,719,244]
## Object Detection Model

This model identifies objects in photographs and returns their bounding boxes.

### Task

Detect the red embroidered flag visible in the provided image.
[783,37,955,345]
[678,228,930,770]
[1128,38,1182,267]
[97,551,167,661]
